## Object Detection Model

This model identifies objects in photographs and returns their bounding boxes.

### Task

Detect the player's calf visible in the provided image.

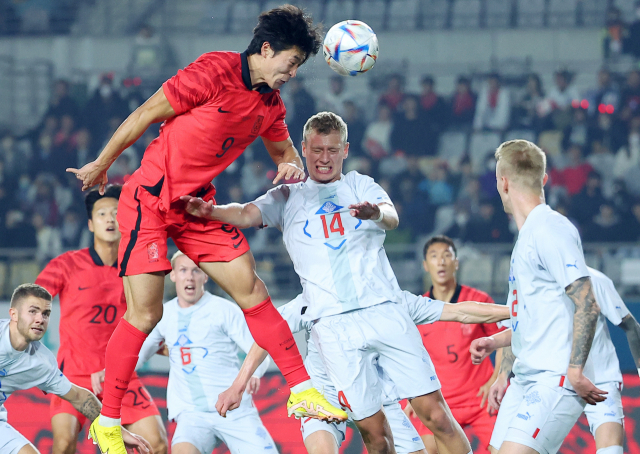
[51,413,81,454]
[354,409,397,454]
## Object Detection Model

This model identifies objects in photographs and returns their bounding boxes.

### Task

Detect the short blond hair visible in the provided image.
[170,250,185,268]
[495,140,546,192]
[303,111,348,144]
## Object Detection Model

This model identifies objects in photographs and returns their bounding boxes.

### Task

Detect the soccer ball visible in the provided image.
[323,20,379,77]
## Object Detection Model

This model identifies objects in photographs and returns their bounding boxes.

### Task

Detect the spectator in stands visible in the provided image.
[478,154,500,201]
[619,70,640,123]
[473,73,510,132]
[587,141,616,196]
[397,178,432,239]
[107,154,135,185]
[52,113,77,157]
[60,209,83,249]
[319,75,350,116]
[419,75,447,155]
[286,77,316,146]
[562,107,590,152]
[2,209,36,247]
[32,211,61,266]
[591,111,625,156]
[73,128,94,170]
[456,177,481,216]
[29,177,58,226]
[629,201,640,240]
[418,163,454,207]
[614,116,640,179]
[463,200,513,243]
[569,171,607,228]
[512,73,545,131]
[1,133,28,179]
[449,76,476,129]
[556,144,594,196]
[82,73,129,142]
[391,95,428,156]
[586,68,619,119]
[584,204,627,242]
[127,24,177,96]
[610,179,635,219]
[546,69,580,130]
[363,103,393,160]
[626,3,640,59]
[379,74,405,112]
[603,6,625,59]
[45,79,78,120]
[342,100,366,156]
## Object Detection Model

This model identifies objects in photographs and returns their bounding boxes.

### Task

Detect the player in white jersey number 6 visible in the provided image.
[135,251,278,454]
[472,267,640,454]
[467,140,607,454]
[0,284,151,454]
[183,111,475,454]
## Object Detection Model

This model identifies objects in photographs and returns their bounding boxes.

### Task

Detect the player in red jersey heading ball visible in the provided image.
[35,185,168,454]
[68,6,347,454]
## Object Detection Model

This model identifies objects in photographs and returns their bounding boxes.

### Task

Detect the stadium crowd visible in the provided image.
[1,65,639,266]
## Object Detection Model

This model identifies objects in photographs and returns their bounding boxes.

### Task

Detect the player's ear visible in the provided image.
[542,173,549,187]
[169,270,176,283]
[301,140,307,158]
[261,42,274,58]
[9,306,17,322]
[343,142,349,159]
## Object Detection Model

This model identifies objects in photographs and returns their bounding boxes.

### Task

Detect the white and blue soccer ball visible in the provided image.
[323,20,379,77]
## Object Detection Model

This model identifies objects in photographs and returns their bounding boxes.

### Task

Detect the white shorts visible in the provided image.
[173,407,278,454]
[311,303,441,421]
[584,382,624,435]
[0,422,31,454]
[300,402,424,454]
[489,377,585,454]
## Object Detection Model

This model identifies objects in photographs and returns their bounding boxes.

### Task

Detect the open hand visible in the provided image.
[179,196,215,219]
[273,162,305,184]
[567,369,607,405]
[488,375,509,412]
[245,377,261,395]
[67,161,109,193]
[216,385,244,417]
[122,427,153,454]
[349,201,380,220]
[470,337,496,365]
[90,369,105,395]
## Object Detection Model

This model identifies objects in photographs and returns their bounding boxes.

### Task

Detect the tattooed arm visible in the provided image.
[498,346,515,376]
[487,346,515,412]
[619,313,640,374]
[60,385,153,453]
[565,276,607,405]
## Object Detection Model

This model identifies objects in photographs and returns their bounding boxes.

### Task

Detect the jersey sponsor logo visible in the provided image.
[147,243,159,263]
[402,418,412,428]
[412,437,420,442]
[251,115,264,135]
[78,286,91,291]
[516,412,532,420]
[430,375,437,381]
[524,391,541,406]
[0,368,6,377]
[316,201,343,215]
[604,411,617,417]
[217,106,231,113]
[566,260,578,269]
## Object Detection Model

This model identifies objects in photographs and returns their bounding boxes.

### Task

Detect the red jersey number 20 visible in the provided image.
[321,213,345,238]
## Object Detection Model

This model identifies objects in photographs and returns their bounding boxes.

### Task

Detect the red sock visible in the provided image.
[243,297,310,388]
[100,319,148,419]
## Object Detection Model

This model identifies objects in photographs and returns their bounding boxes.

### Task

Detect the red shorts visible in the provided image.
[50,373,160,427]
[403,400,496,453]
[117,177,250,276]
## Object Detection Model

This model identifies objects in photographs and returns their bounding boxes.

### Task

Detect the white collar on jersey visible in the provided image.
[305,174,345,188]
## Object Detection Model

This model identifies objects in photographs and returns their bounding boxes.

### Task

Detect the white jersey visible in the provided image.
[587,267,628,385]
[507,204,593,389]
[0,319,72,422]
[138,292,269,420]
[253,171,401,321]
[278,290,445,402]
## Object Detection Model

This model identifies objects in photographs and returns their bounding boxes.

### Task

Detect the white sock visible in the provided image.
[98,415,121,427]
[596,446,623,454]
[290,379,312,394]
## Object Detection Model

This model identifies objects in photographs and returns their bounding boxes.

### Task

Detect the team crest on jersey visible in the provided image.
[524,391,541,406]
[251,115,264,135]
[316,201,342,214]
[147,243,159,263]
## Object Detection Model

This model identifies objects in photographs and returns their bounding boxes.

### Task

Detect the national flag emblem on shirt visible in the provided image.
[316,201,343,214]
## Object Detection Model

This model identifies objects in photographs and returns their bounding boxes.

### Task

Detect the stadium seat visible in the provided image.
[459,256,493,288]
[469,132,501,173]
[0,262,8,297]
[202,0,233,33]
[10,261,40,292]
[388,0,420,31]
[517,0,545,28]
[537,130,564,158]
[325,0,356,25]
[621,258,640,285]
[356,0,388,31]
[432,205,456,234]
[493,256,511,293]
[437,131,468,167]
[420,0,450,29]
[230,0,261,33]
[504,129,536,143]
[581,0,607,27]
[548,0,577,28]
[451,0,481,29]
[485,0,512,28]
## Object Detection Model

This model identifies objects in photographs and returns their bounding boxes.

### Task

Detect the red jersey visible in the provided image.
[418,284,505,408]
[135,51,290,210]
[35,247,127,376]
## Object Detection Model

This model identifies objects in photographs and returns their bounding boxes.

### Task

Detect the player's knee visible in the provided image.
[129,305,163,332]
[151,437,168,454]
[52,435,76,454]
[418,405,454,436]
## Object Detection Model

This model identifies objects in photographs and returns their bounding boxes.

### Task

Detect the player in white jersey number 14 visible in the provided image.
[0,284,151,454]
[182,111,475,454]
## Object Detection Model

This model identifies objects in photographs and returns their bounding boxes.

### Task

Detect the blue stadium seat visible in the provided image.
[582,0,607,27]
[548,0,577,28]
[325,0,357,25]
[452,0,481,29]
[486,0,512,28]
[388,0,420,31]
[230,0,261,33]
[517,0,545,28]
[356,0,388,31]
[438,131,468,167]
[469,131,501,173]
[420,0,450,29]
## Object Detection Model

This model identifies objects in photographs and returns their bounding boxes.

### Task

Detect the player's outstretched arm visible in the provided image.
[263,137,305,184]
[348,201,399,230]
[61,384,153,453]
[565,276,607,405]
[180,197,264,229]
[216,342,269,417]
[440,301,510,324]
[620,313,640,376]
[469,328,512,365]
[68,88,176,194]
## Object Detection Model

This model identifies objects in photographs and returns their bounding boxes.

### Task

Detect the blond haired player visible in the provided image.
[469,139,606,454]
